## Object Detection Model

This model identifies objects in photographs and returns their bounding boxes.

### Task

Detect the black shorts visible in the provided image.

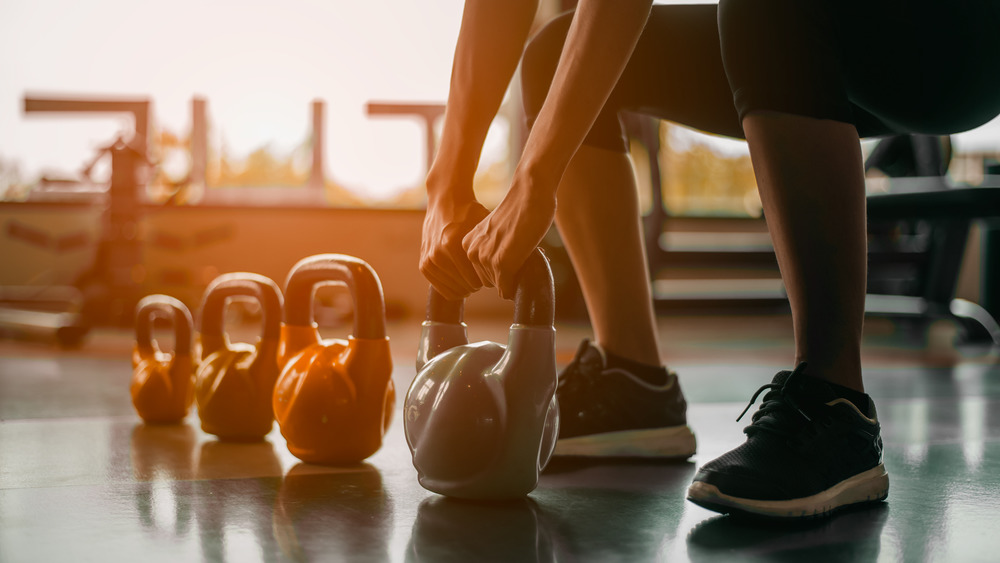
[520,0,1000,151]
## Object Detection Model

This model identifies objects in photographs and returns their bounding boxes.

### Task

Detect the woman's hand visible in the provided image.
[424,0,652,302]
[462,171,557,300]
[419,0,539,300]
[458,0,652,301]
[420,191,490,301]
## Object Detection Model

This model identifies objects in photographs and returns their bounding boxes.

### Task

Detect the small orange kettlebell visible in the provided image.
[195,273,284,441]
[273,254,394,465]
[132,295,195,424]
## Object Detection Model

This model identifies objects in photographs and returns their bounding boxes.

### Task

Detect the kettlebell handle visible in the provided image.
[283,254,387,340]
[425,248,554,327]
[425,286,464,324]
[512,248,555,327]
[135,295,193,358]
[199,273,283,358]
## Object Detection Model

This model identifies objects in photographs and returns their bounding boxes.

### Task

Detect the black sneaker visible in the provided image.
[687,363,889,519]
[554,339,696,458]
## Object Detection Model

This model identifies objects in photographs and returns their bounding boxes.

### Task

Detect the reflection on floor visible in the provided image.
[1,314,998,561]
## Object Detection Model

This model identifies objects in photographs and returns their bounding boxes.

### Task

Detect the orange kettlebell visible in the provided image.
[404,248,559,499]
[273,254,394,465]
[132,295,195,424]
[195,273,284,441]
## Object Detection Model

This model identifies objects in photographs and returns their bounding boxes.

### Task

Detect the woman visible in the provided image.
[420,0,1000,518]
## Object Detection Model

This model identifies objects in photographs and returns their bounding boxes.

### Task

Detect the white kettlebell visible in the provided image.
[404,248,559,499]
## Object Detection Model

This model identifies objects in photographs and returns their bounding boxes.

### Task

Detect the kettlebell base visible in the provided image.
[209,433,269,443]
[553,425,696,459]
[417,476,539,501]
[286,446,381,467]
[199,413,275,443]
[137,414,188,425]
[201,425,272,443]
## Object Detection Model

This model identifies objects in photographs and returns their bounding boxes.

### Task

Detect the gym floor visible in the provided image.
[1,313,998,562]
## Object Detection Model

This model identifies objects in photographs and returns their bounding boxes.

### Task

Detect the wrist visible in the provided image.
[512,153,565,202]
[515,121,576,198]
[426,163,476,203]
[426,124,486,197]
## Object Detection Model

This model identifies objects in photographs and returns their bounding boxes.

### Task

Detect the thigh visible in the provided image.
[521,3,744,152]
[612,3,744,139]
[719,0,860,130]
[717,0,1000,137]
[835,0,1000,135]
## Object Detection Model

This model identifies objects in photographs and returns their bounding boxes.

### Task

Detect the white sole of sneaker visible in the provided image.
[553,425,697,458]
[686,463,890,519]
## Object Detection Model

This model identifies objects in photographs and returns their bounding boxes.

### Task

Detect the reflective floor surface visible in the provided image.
[2,315,999,562]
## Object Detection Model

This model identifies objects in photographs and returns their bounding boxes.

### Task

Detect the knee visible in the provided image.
[521,12,574,125]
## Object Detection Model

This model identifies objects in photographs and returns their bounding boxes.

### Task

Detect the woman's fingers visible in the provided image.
[462,183,556,301]
[420,198,490,299]
[421,242,476,300]
[462,219,536,301]
[422,267,466,301]
[440,224,484,293]
[462,237,494,290]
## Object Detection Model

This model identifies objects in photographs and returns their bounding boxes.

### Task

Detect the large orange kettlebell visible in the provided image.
[132,295,195,424]
[195,273,284,441]
[404,248,559,499]
[273,254,395,465]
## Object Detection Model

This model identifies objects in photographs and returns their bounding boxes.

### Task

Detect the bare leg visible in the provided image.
[555,144,662,367]
[743,112,867,392]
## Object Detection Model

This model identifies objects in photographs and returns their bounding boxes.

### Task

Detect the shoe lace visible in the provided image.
[736,363,814,438]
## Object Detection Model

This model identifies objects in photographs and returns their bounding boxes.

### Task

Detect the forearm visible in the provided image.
[517,0,653,190]
[428,0,539,201]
